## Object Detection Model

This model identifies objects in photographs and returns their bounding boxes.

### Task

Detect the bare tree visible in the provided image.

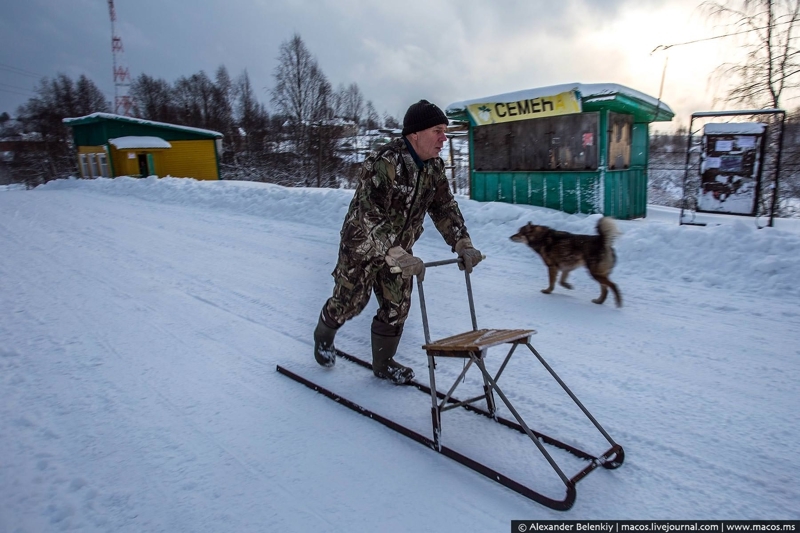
[271,33,338,186]
[364,100,380,130]
[172,71,216,129]
[130,73,175,122]
[271,34,329,126]
[383,112,400,130]
[308,73,341,187]
[235,70,263,155]
[209,66,234,137]
[224,69,275,182]
[339,83,364,125]
[15,73,110,185]
[703,0,800,108]
[329,83,346,120]
[75,75,110,116]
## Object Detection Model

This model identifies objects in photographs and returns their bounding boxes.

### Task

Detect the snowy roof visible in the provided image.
[704,123,766,135]
[63,113,223,138]
[446,82,673,122]
[109,136,172,150]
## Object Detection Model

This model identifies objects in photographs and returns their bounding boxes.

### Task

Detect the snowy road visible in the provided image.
[1,178,798,531]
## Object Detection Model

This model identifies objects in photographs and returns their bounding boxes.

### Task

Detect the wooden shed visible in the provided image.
[62,113,223,181]
[445,83,674,219]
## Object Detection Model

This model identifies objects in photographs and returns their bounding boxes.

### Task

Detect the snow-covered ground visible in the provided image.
[1,176,798,532]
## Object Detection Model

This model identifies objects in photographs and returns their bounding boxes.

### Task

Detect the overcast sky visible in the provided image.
[0,0,751,132]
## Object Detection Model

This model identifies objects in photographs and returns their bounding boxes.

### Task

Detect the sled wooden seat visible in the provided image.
[423,328,535,358]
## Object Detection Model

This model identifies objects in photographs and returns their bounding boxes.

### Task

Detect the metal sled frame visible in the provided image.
[277,258,623,510]
[411,258,623,509]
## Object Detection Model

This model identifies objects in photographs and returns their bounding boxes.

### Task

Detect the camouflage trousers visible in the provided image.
[322,253,414,336]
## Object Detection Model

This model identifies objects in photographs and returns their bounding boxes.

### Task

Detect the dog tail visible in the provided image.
[596,216,620,247]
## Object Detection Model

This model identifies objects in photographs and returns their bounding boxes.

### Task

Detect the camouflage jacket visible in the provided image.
[338,137,470,262]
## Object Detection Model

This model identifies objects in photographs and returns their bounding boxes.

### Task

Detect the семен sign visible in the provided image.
[466,90,582,126]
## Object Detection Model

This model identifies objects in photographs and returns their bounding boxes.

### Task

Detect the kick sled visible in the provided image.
[277,257,624,511]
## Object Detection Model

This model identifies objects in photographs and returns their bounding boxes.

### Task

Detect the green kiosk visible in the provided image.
[446,83,673,219]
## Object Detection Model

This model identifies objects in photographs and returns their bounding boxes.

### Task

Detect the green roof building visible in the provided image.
[63,113,223,181]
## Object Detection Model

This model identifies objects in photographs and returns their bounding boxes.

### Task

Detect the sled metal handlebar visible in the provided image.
[388,255,487,274]
[389,255,486,345]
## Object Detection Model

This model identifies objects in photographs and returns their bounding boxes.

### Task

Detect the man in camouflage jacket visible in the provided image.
[313,100,483,384]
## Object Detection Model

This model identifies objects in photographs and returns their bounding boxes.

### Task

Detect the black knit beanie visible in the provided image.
[402,100,449,136]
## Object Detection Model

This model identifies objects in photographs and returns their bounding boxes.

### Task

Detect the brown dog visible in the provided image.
[510,217,622,307]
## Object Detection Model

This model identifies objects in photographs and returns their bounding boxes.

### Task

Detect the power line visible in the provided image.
[0,87,33,98]
[652,20,796,54]
[0,62,46,79]
[0,81,34,93]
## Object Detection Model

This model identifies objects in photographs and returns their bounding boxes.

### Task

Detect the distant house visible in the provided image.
[62,113,223,180]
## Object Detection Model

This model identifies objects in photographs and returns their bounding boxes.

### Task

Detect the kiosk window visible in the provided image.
[473,112,600,171]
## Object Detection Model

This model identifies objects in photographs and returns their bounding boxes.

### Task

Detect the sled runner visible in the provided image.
[277,257,624,510]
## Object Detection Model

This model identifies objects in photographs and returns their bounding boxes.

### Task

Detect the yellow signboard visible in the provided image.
[466,90,582,126]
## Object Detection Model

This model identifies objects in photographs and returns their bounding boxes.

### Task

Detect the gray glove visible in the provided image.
[385,246,425,281]
[455,237,483,274]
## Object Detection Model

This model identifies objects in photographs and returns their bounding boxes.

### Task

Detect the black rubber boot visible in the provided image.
[313,310,338,367]
[371,331,414,385]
